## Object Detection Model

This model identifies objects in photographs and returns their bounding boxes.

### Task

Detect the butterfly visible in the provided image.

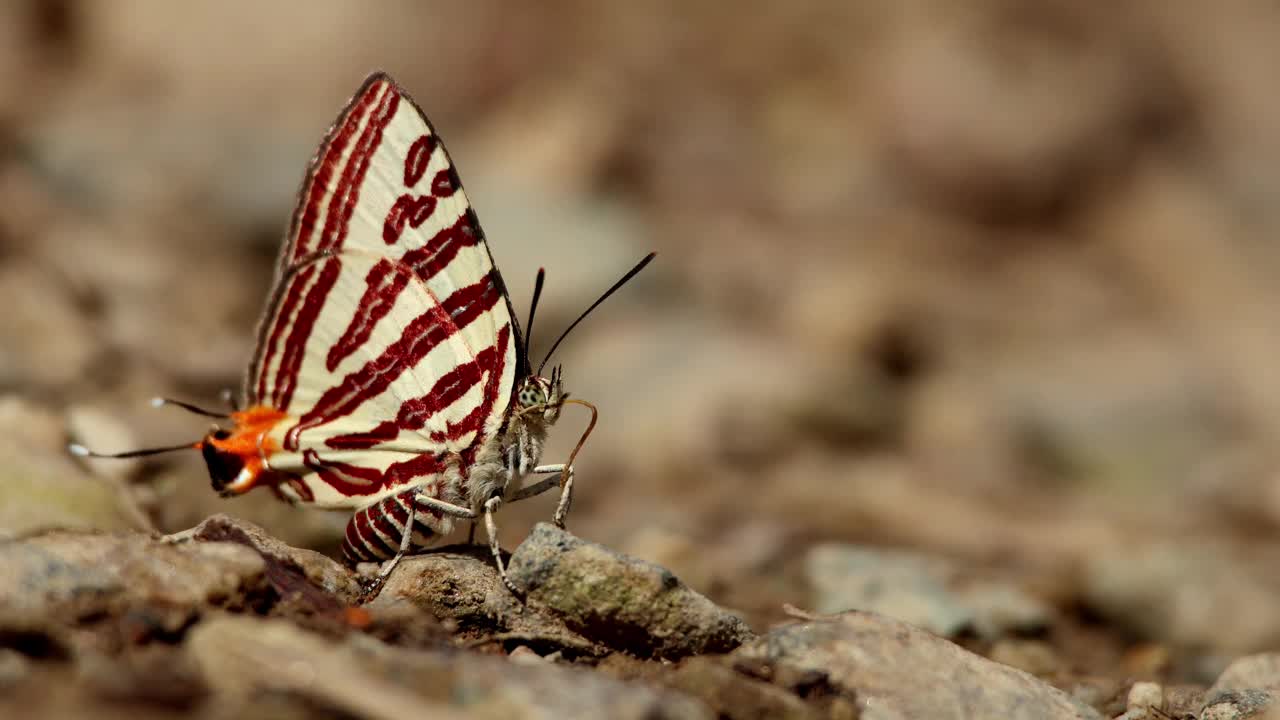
[71,72,654,590]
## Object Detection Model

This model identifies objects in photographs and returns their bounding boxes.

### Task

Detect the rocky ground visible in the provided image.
[0,514,1157,719]
[9,511,1280,720]
[7,1,1280,718]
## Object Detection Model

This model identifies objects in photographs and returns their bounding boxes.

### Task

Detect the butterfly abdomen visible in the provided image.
[341,488,450,563]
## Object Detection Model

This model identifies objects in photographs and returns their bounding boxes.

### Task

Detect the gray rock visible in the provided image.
[188,614,711,720]
[506,523,754,659]
[73,645,206,709]
[805,544,973,636]
[1213,654,1280,694]
[368,543,603,657]
[1065,678,1119,715]
[0,530,267,638]
[182,513,361,606]
[1126,681,1164,713]
[987,639,1062,677]
[732,610,1102,720]
[1083,540,1280,652]
[665,656,856,720]
[955,580,1054,638]
[806,543,1052,639]
[0,266,96,389]
[368,545,504,628]
[0,649,28,690]
[1200,689,1274,720]
[0,396,149,538]
[1164,685,1208,719]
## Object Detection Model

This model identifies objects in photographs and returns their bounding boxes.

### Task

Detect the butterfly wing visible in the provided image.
[245,73,522,509]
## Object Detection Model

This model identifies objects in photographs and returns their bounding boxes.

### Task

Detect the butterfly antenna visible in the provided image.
[524,267,546,366]
[537,252,656,375]
[151,397,230,419]
[69,440,200,459]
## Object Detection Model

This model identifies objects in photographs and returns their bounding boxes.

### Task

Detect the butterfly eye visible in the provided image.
[518,385,544,408]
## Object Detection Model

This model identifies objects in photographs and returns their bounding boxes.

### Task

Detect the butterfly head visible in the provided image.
[516,365,566,424]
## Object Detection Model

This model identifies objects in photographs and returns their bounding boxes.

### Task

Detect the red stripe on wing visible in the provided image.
[256,263,316,401]
[274,258,341,409]
[269,83,400,409]
[325,356,482,449]
[382,195,439,245]
[324,421,400,451]
[382,452,445,488]
[325,259,412,373]
[302,448,383,497]
[400,214,480,282]
[431,168,460,197]
[404,134,439,187]
[286,274,503,450]
[304,446,445,498]
[324,326,507,450]
[317,86,399,255]
[444,272,503,327]
[444,323,510,441]
[292,79,386,264]
[288,302,452,449]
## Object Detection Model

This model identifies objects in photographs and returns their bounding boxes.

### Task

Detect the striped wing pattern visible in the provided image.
[246,74,520,517]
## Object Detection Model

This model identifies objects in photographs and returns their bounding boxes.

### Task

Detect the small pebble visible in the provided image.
[1126,681,1163,711]
[0,649,29,689]
[1211,653,1280,694]
[508,645,544,665]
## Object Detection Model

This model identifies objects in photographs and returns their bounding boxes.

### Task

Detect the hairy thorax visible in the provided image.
[463,411,551,512]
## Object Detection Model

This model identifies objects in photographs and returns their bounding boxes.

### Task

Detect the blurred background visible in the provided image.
[4,0,1280,689]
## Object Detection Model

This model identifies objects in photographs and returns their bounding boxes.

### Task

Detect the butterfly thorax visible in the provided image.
[464,371,565,511]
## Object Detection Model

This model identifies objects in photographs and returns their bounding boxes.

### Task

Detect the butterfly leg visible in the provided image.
[377,502,416,580]
[503,464,574,529]
[549,465,574,530]
[408,491,520,594]
[483,495,521,595]
[411,494,479,519]
[505,473,560,502]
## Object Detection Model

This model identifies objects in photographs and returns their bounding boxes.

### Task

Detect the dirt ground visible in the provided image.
[5,2,1280,718]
